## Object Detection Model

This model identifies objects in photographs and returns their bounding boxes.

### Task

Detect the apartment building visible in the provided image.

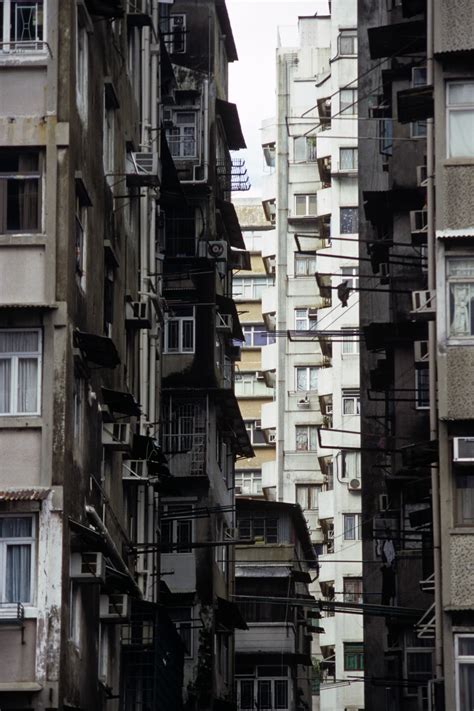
[358,0,474,710]
[257,6,364,710]
[0,1,182,709]
[234,498,319,711]
[232,198,276,499]
[158,2,252,710]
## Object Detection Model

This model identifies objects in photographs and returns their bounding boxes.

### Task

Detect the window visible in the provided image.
[339,147,358,171]
[342,328,359,355]
[263,142,276,168]
[243,231,262,252]
[411,120,427,138]
[164,306,195,353]
[455,634,474,710]
[338,29,357,55]
[168,607,192,656]
[340,88,358,115]
[344,642,364,671]
[295,253,317,276]
[405,631,433,696]
[0,516,35,603]
[293,136,317,162]
[341,266,359,288]
[76,9,89,119]
[75,194,87,288]
[237,676,289,711]
[160,504,193,553]
[447,258,474,339]
[245,420,266,446]
[447,82,474,158]
[415,367,429,409]
[235,470,262,495]
[343,513,361,540]
[340,207,358,234]
[295,425,318,452]
[296,484,321,510]
[0,0,44,51]
[233,276,273,301]
[0,329,41,415]
[0,149,41,234]
[103,266,114,336]
[343,577,363,603]
[242,324,275,347]
[166,110,197,158]
[167,14,186,54]
[294,193,317,217]
[340,450,360,479]
[455,468,474,526]
[342,389,360,415]
[238,517,278,544]
[295,366,318,391]
[294,308,318,331]
[235,372,272,397]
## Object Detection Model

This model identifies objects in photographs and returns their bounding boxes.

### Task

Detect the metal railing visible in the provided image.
[0,602,25,624]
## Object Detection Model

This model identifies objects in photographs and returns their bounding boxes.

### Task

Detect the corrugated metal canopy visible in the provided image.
[437,228,474,239]
[0,488,50,501]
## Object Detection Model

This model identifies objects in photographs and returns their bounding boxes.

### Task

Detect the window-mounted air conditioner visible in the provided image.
[71,552,106,584]
[216,313,233,332]
[102,423,133,451]
[297,396,311,409]
[411,290,436,319]
[126,152,160,187]
[416,165,428,187]
[453,437,474,463]
[410,210,428,235]
[100,594,131,621]
[348,478,361,491]
[122,459,148,481]
[125,300,151,329]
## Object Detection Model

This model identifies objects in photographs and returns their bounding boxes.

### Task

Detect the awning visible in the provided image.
[397,85,434,124]
[364,321,428,351]
[236,566,292,578]
[216,596,248,631]
[0,682,43,692]
[316,273,331,300]
[70,518,109,554]
[368,21,426,59]
[292,570,312,584]
[101,388,141,417]
[215,1,238,62]
[0,488,50,502]
[159,132,186,207]
[216,99,246,150]
[74,330,120,368]
[437,227,474,240]
[363,189,425,224]
[230,247,251,271]
[216,294,245,341]
[408,506,432,527]
[213,389,253,458]
[216,199,246,249]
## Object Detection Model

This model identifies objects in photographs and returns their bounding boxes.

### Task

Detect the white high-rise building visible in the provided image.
[259,5,364,710]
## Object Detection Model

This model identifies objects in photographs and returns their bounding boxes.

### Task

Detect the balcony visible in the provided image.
[235,622,296,654]
[261,286,277,331]
[161,432,208,477]
[316,187,332,218]
[261,400,277,431]
[262,459,277,490]
[261,342,277,377]
[318,490,334,522]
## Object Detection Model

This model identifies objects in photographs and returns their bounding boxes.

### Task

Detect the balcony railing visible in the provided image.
[161,433,207,476]
[0,602,25,624]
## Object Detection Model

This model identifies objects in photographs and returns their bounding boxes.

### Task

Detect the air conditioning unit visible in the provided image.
[70,552,106,583]
[411,290,436,319]
[268,431,276,444]
[216,313,233,332]
[416,165,428,187]
[102,423,132,451]
[297,397,311,409]
[414,340,429,362]
[256,371,265,380]
[122,459,148,481]
[126,152,160,187]
[125,300,151,329]
[410,210,428,235]
[348,478,361,491]
[453,437,474,463]
[207,241,228,260]
[100,594,131,621]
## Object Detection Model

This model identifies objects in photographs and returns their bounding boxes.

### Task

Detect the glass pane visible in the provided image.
[310,486,319,509]
[340,35,355,54]
[296,368,307,391]
[294,137,306,162]
[241,680,254,709]
[456,474,474,525]
[275,679,288,708]
[296,486,307,508]
[449,83,474,105]
[309,368,318,390]
[7,178,39,231]
[6,544,31,603]
[0,358,12,413]
[295,195,306,216]
[309,427,318,450]
[296,428,308,451]
[166,320,179,351]
[344,515,355,540]
[459,638,474,656]
[17,357,38,413]
[449,110,474,157]
[0,330,39,354]
[258,680,272,708]
[308,194,317,214]
[459,662,474,710]
[449,283,474,337]
[0,517,32,537]
[181,320,194,351]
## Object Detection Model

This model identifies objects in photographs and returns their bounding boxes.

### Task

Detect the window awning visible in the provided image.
[215,596,248,630]
[292,569,312,584]
[216,99,246,150]
[213,389,254,458]
[363,188,425,224]
[397,85,434,124]
[101,388,141,417]
[215,1,238,62]
[85,0,123,18]
[316,273,332,300]
[159,132,187,207]
[0,682,43,692]
[216,294,244,341]
[0,488,50,502]
[230,247,251,271]
[216,199,246,249]
[74,330,121,368]
[364,321,428,351]
[368,20,426,59]
[437,228,474,240]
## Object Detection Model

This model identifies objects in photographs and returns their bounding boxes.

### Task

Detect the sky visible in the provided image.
[226,0,329,196]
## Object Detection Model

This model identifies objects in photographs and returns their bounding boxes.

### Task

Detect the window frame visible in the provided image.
[455,634,474,711]
[295,424,318,452]
[340,207,359,234]
[342,389,360,416]
[242,324,275,348]
[446,256,474,342]
[295,365,318,392]
[339,147,358,171]
[244,420,267,446]
[341,328,359,355]
[0,514,36,605]
[168,606,193,657]
[340,88,358,115]
[294,193,317,217]
[338,29,357,56]
[343,642,364,671]
[232,276,273,301]
[296,483,321,511]
[235,470,263,496]
[0,149,42,235]
[238,517,279,544]
[0,0,46,53]
[294,253,317,277]
[234,371,272,398]
[160,503,194,554]
[0,328,42,416]
[294,308,318,332]
[166,109,197,159]
[343,577,363,603]
[446,81,474,159]
[343,513,362,541]
[293,136,317,163]
[164,306,195,354]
